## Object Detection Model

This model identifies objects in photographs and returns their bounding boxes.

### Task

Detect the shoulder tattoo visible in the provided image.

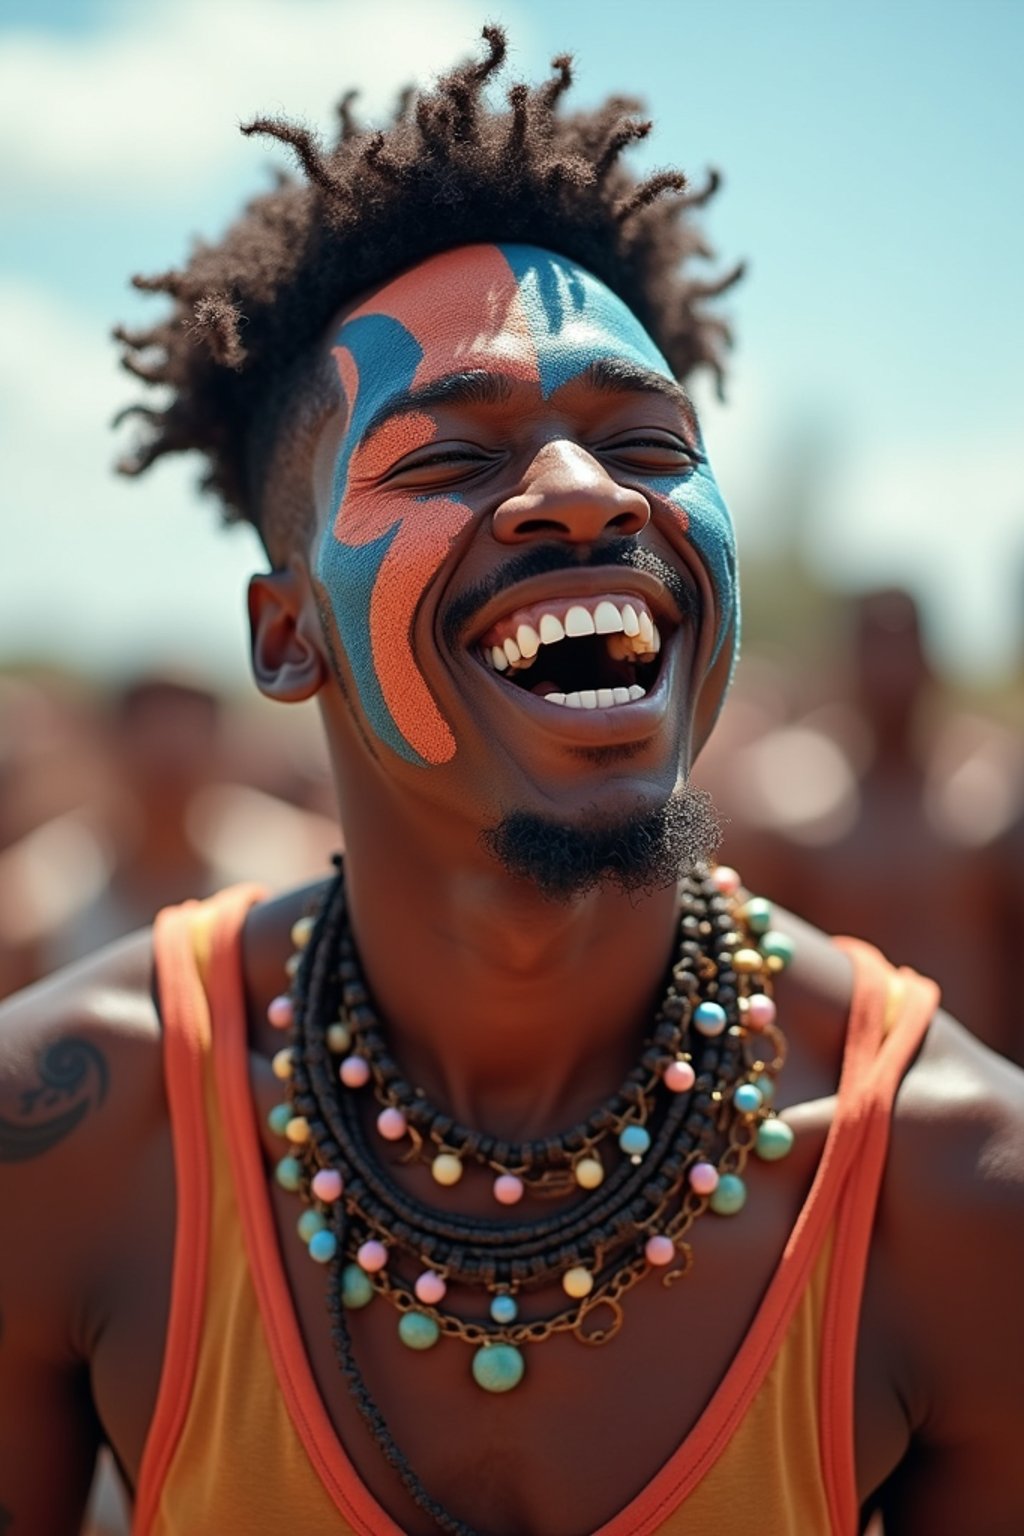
[0,1038,109,1163]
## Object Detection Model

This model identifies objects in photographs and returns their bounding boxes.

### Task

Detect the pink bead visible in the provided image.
[745,993,777,1031]
[312,1167,343,1203]
[493,1174,525,1205]
[415,1270,447,1305]
[356,1239,388,1273]
[376,1107,407,1141]
[645,1235,675,1266]
[267,994,294,1030]
[710,865,741,896]
[689,1161,720,1196]
[664,1059,696,1093]
[339,1055,370,1088]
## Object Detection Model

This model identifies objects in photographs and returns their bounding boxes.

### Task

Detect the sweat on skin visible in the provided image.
[315,243,738,767]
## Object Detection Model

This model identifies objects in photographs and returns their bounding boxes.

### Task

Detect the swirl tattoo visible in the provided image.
[0,1038,109,1163]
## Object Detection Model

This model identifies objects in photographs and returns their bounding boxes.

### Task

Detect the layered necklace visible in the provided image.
[266,861,794,1534]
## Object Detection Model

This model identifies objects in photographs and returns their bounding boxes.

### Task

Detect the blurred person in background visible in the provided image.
[1,30,1023,1536]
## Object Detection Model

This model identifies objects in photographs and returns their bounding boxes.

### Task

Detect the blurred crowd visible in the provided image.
[0,587,1022,1536]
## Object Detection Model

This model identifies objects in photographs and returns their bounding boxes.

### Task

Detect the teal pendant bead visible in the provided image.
[709,1173,747,1215]
[275,1155,303,1192]
[268,1102,293,1138]
[341,1263,374,1309]
[297,1209,327,1244]
[490,1293,518,1325]
[733,1083,764,1114]
[754,1073,775,1104]
[308,1229,338,1264]
[756,1117,795,1161]
[760,930,795,968]
[743,897,773,934]
[398,1311,441,1351]
[619,1124,651,1158]
[472,1342,525,1393]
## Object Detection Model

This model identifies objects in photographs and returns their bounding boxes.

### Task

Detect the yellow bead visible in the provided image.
[562,1266,594,1299]
[285,1115,310,1144]
[271,1048,293,1081]
[431,1153,463,1187]
[732,948,763,974]
[290,915,315,950]
[326,1022,351,1054]
[574,1157,604,1190]
[285,953,301,979]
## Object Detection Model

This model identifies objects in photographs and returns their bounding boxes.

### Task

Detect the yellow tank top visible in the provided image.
[133,887,938,1536]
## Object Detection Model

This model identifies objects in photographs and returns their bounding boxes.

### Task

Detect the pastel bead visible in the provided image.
[341,1263,374,1309]
[291,915,315,949]
[284,953,301,979]
[741,897,773,934]
[431,1153,463,1187]
[311,1167,343,1203]
[285,1115,310,1144]
[756,1117,795,1161]
[745,994,777,1031]
[645,1235,675,1266]
[308,1229,337,1264]
[267,1102,292,1138]
[490,1293,518,1325]
[339,1055,370,1089]
[760,930,795,968]
[398,1311,440,1350]
[326,1022,351,1054]
[356,1239,388,1273]
[574,1156,605,1190]
[275,1155,302,1192]
[472,1343,525,1393]
[710,1173,747,1215]
[267,994,294,1030]
[619,1125,651,1158]
[493,1173,524,1205]
[689,1160,719,1196]
[297,1209,326,1244]
[694,1001,727,1037]
[710,865,741,896]
[732,948,763,974]
[414,1270,447,1305]
[376,1107,407,1141]
[755,1073,776,1104]
[562,1266,594,1299]
[664,1059,696,1093]
[271,1048,293,1081]
[733,1083,764,1114]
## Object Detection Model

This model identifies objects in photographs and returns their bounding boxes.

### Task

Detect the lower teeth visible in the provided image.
[546,685,645,709]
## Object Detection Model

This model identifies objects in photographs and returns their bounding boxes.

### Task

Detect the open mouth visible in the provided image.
[476,592,666,709]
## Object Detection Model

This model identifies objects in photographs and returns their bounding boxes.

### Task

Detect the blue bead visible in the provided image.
[709,1173,747,1215]
[268,1103,292,1138]
[398,1311,441,1351]
[472,1342,525,1393]
[490,1293,518,1325]
[297,1209,326,1244]
[274,1155,302,1192]
[341,1263,374,1309]
[693,1001,727,1036]
[734,1083,764,1114]
[308,1229,337,1264]
[619,1124,651,1158]
[756,1118,795,1161]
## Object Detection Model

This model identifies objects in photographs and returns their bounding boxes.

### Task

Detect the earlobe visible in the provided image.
[248,568,328,703]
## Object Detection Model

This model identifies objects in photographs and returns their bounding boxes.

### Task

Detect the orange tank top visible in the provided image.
[133,886,938,1536]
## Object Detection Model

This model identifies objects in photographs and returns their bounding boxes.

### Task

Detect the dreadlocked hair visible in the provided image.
[114,25,743,556]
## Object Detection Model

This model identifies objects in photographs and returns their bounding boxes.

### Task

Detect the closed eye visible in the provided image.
[597,430,704,472]
[382,443,503,488]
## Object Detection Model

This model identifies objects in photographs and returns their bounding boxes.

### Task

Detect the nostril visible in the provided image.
[513,518,572,536]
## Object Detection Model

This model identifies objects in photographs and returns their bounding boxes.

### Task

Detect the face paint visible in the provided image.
[316,243,737,767]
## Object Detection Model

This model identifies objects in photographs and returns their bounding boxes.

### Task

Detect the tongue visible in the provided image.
[532,680,562,697]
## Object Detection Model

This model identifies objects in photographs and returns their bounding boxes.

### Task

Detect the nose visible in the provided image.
[491,439,651,545]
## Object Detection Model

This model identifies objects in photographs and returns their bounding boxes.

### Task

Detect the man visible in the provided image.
[1,29,1022,1536]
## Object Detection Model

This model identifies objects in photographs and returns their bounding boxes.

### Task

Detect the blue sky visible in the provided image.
[1,0,1021,684]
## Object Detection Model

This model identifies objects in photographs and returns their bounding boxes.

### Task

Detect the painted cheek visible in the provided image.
[647,463,738,669]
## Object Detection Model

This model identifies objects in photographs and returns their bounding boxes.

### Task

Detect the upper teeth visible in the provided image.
[481,594,661,674]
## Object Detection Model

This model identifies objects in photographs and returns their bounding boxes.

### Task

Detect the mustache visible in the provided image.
[441,539,698,649]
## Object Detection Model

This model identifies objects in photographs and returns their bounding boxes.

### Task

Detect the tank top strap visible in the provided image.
[134,885,264,1536]
[819,937,940,1535]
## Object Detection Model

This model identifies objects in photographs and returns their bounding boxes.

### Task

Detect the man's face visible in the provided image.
[310,243,737,831]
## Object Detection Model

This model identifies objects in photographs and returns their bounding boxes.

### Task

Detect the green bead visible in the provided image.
[274,1155,302,1192]
[297,1209,326,1244]
[398,1311,441,1351]
[268,1103,292,1138]
[472,1342,525,1393]
[760,930,795,968]
[756,1117,795,1161]
[754,1073,775,1104]
[341,1263,374,1309]
[743,897,773,934]
[709,1173,747,1215]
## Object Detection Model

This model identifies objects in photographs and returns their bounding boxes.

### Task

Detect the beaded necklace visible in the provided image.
[266,861,794,1535]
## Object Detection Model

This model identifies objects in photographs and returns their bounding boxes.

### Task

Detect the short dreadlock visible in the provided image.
[115,26,741,558]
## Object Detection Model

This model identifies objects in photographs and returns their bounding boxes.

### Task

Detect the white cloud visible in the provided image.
[0,0,519,203]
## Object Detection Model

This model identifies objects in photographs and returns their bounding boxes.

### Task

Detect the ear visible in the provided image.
[248,568,327,703]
